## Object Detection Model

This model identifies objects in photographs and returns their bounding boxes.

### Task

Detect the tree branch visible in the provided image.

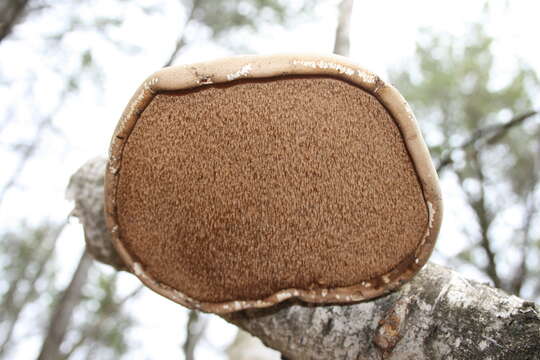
[162,0,201,67]
[511,189,537,296]
[225,263,540,360]
[70,157,540,359]
[468,151,502,289]
[436,110,538,173]
[510,139,540,296]
[0,87,70,207]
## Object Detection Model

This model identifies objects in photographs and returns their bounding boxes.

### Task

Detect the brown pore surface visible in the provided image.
[116,76,429,303]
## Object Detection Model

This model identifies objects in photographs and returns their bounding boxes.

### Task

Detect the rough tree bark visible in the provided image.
[68,157,540,359]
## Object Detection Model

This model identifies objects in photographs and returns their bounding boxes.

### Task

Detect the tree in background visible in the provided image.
[391,23,539,299]
[0,223,61,358]
[0,221,139,359]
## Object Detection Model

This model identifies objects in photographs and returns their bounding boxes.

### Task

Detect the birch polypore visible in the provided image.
[104,54,442,314]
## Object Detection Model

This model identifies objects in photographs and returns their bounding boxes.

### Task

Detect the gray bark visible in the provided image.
[226,265,540,360]
[69,157,540,360]
[66,157,126,270]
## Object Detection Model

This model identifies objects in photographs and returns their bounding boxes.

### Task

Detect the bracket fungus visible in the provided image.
[105,54,442,314]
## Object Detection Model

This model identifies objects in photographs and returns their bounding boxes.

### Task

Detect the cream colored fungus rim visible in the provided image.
[105,53,443,314]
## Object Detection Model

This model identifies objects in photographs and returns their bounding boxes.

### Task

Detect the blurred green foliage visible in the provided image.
[0,222,60,359]
[60,272,140,359]
[0,222,137,359]
[392,23,540,298]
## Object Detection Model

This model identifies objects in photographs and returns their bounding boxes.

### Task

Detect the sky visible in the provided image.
[1,0,540,359]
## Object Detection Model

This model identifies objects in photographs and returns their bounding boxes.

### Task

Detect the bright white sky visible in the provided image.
[1,0,539,359]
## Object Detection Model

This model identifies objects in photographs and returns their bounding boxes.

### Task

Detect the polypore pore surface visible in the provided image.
[115,76,429,303]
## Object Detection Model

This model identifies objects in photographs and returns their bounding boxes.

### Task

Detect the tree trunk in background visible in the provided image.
[68,158,540,360]
[0,0,31,44]
[37,250,93,360]
[333,0,354,56]
[182,310,208,360]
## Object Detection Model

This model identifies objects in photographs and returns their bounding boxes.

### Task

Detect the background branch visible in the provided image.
[436,110,538,173]
[162,0,201,67]
[0,88,70,207]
